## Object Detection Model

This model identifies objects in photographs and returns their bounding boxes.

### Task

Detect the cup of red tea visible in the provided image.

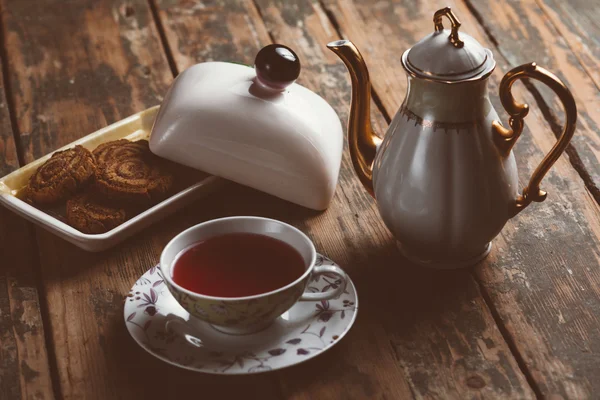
[160,216,348,335]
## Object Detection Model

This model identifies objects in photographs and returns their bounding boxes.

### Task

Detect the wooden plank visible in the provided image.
[536,0,600,89]
[0,211,55,400]
[466,0,600,200]
[320,0,600,397]
[159,0,534,397]
[0,44,54,399]
[4,0,172,157]
[1,0,282,399]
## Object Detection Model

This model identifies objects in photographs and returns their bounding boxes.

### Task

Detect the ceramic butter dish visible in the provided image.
[149,44,344,210]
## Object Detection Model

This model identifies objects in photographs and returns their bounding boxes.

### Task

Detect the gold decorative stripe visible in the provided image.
[399,104,482,131]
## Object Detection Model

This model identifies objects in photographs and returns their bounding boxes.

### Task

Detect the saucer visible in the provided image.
[124,254,358,374]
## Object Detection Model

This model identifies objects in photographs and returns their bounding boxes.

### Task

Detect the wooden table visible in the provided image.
[1,0,599,398]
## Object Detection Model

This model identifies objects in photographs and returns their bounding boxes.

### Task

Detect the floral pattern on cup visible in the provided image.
[124,254,358,374]
[164,276,306,331]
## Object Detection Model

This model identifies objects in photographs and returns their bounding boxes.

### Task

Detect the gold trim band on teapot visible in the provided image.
[398,104,482,131]
[434,7,464,48]
[492,62,577,215]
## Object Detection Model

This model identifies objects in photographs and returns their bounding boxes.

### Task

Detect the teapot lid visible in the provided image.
[403,7,495,83]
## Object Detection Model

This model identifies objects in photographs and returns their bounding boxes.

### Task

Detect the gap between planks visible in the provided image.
[250,0,277,46]
[0,6,62,400]
[22,223,63,400]
[470,268,544,398]
[0,1,24,167]
[463,0,600,206]
[532,0,600,94]
[317,0,392,124]
[148,0,179,78]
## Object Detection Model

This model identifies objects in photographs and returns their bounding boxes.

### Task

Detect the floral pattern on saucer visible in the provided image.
[124,254,358,374]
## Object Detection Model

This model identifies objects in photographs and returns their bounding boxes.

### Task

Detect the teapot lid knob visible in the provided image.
[254,44,301,91]
[433,7,464,48]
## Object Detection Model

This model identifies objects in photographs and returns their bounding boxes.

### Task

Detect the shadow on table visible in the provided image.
[275,243,486,398]
[105,310,283,399]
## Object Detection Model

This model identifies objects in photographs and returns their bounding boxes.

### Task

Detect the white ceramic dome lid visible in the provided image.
[403,7,496,82]
[148,44,344,211]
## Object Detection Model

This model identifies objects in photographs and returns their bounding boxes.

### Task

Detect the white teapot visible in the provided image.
[328,7,577,268]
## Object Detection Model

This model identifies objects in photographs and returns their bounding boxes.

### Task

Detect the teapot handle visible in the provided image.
[492,62,577,216]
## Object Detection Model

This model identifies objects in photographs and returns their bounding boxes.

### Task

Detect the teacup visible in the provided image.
[160,216,348,335]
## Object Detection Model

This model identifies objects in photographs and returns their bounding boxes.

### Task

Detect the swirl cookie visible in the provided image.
[66,192,127,234]
[94,156,173,205]
[93,139,150,165]
[27,145,96,205]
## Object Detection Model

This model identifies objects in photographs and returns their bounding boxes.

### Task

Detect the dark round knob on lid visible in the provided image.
[254,44,301,91]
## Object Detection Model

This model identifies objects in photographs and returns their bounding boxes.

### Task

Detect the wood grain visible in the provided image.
[1,0,282,398]
[465,0,600,200]
[3,0,172,159]
[535,0,600,89]
[0,211,55,400]
[0,33,54,399]
[2,0,597,398]
[320,0,600,397]
[159,0,533,397]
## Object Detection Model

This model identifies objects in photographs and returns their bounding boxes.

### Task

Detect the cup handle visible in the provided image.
[164,314,204,348]
[299,264,348,302]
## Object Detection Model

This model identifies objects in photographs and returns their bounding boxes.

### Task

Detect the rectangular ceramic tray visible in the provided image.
[0,106,221,252]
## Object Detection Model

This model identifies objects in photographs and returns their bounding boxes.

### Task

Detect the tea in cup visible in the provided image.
[160,216,348,335]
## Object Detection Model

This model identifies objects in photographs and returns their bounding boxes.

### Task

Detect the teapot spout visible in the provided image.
[327,40,381,197]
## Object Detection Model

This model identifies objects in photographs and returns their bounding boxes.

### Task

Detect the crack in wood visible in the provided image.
[250,0,276,44]
[317,0,391,123]
[533,0,600,94]
[148,0,179,78]
[0,6,24,167]
[469,268,544,399]
[24,220,63,400]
